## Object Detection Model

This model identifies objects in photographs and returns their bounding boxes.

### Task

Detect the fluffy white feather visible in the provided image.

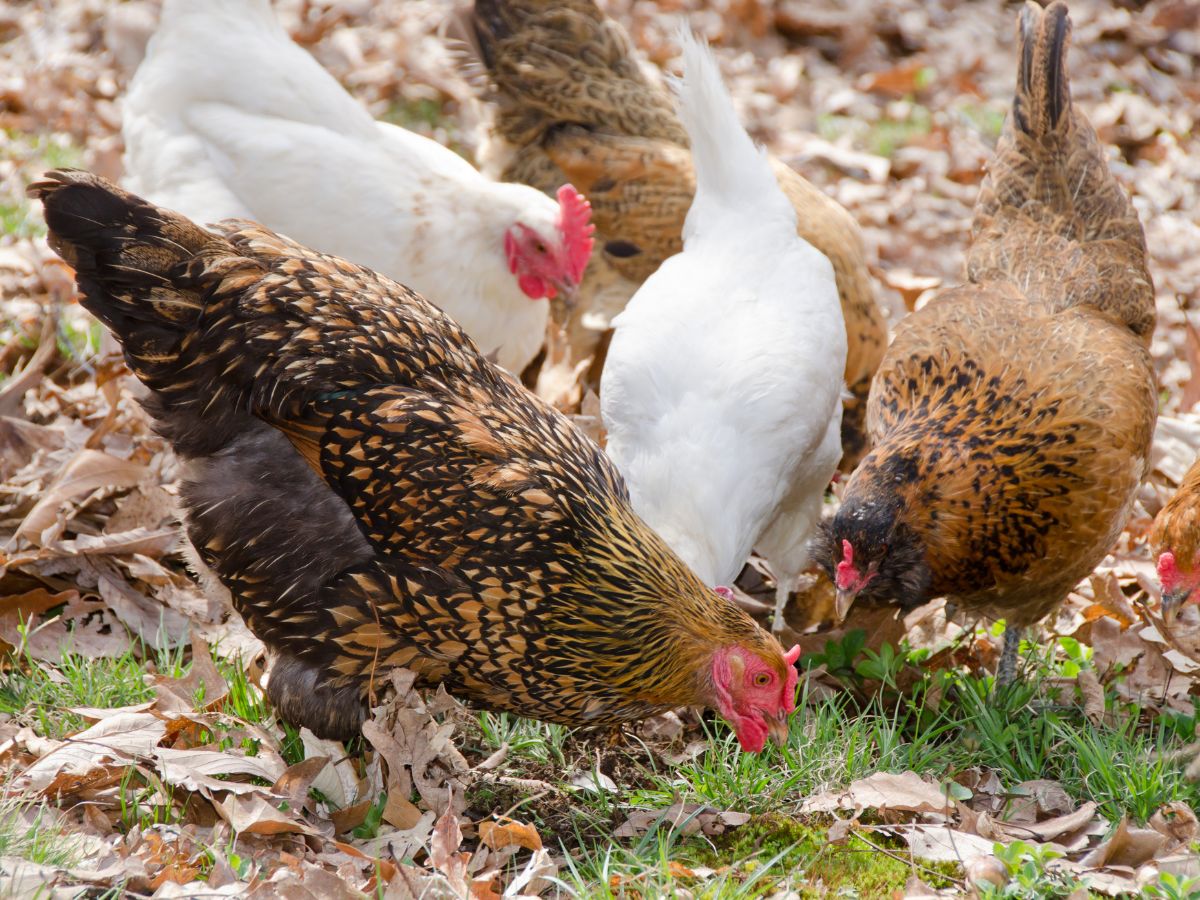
[601,30,847,630]
[122,0,577,373]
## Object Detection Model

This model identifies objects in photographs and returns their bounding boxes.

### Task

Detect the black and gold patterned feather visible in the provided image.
[31,170,792,740]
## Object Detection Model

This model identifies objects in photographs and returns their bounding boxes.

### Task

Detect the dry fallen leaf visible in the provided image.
[799,771,954,817]
[614,802,750,838]
[14,448,147,544]
[478,817,544,852]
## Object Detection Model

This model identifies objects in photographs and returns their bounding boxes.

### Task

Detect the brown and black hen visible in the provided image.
[464,0,886,469]
[31,170,800,750]
[1153,456,1200,622]
[813,1,1157,682]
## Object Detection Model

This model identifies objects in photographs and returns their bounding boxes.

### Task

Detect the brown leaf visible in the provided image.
[898,825,996,864]
[153,746,285,795]
[1149,802,1199,852]
[215,793,319,836]
[383,790,424,830]
[330,797,373,834]
[0,587,75,619]
[860,60,934,97]
[613,802,750,838]
[478,817,543,852]
[14,448,147,544]
[152,637,228,713]
[799,771,954,817]
[1079,816,1168,869]
[429,800,470,896]
[21,711,167,790]
[0,592,132,663]
[273,755,331,807]
[1076,669,1108,726]
[993,802,1099,844]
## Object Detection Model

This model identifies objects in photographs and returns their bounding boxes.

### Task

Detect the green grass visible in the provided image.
[957,101,1008,141]
[469,631,1200,895]
[7,622,1200,896]
[556,812,962,898]
[1,129,84,241]
[0,633,186,738]
[477,710,570,766]
[816,105,934,158]
[0,793,84,869]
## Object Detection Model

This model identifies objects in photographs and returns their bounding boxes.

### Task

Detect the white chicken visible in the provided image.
[600,32,847,633]
[121,0,594,374]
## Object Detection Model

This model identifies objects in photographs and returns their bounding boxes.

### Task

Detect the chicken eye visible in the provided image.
[753,673,771,687]
[535,242,547,254]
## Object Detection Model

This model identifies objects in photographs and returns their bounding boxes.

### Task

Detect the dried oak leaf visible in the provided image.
[799,771,954,817]
[478,817,543,852]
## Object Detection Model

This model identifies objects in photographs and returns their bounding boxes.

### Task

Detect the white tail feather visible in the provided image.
[673,28,795,236]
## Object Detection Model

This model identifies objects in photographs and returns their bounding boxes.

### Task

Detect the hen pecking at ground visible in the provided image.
[600,31,846,635]
[813,0,1158,683]
[30,169,800,752]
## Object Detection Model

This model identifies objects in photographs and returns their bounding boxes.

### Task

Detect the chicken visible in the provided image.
[464,0,886,469]
[1153,456,1200,623]
[121,0,595,374]
[31,169,801,751]
[600,33,845,635]
[811,1,1157,683]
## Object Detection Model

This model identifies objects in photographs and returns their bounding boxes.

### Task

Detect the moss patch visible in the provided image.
[693,813,961,897]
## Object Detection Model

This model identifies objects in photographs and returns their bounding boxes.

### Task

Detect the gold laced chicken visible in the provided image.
[464,0,887,469]
[812,1,1158,682]
[31,170,800,750]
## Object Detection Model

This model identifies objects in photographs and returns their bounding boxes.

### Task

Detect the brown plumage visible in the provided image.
[30,169,799,748]
[1152,456,1200,621]
[464,0,887,469]
[812,1,1157,679]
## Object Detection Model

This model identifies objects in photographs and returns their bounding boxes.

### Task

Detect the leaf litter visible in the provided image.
[1,0,1199,895]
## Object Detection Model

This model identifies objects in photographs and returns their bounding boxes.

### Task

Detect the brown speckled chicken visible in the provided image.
[464,0,886,468]
[32,170,801,750]
[1153,456,1200,622]
[812,1,1157,682]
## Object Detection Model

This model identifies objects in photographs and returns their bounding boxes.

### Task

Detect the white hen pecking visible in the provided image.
[600,31,847,633]
[121,0,594,374]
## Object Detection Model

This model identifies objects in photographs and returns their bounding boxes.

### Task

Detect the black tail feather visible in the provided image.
[27,169,215,347]
[1013,1,1071,137]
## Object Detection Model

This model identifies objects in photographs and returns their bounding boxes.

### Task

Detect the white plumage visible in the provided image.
[122,0,592,374]
[601,31,847,632]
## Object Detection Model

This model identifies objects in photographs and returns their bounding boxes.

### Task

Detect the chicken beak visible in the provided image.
[553,279,580,311]
[767,711,790,748]
[1162,588,1193,628]
[834,588,857,623]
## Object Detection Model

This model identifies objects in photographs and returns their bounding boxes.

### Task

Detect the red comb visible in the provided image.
[835,539,858,591]
[782,645,800,713]
[555,184,594,284]
[1158,550,1180,590]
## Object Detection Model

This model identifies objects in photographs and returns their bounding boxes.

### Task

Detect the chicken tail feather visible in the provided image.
[28,169,218,356]
[1014,0,1071,139]
[967,2,1154,340]
[674,29,794,237]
